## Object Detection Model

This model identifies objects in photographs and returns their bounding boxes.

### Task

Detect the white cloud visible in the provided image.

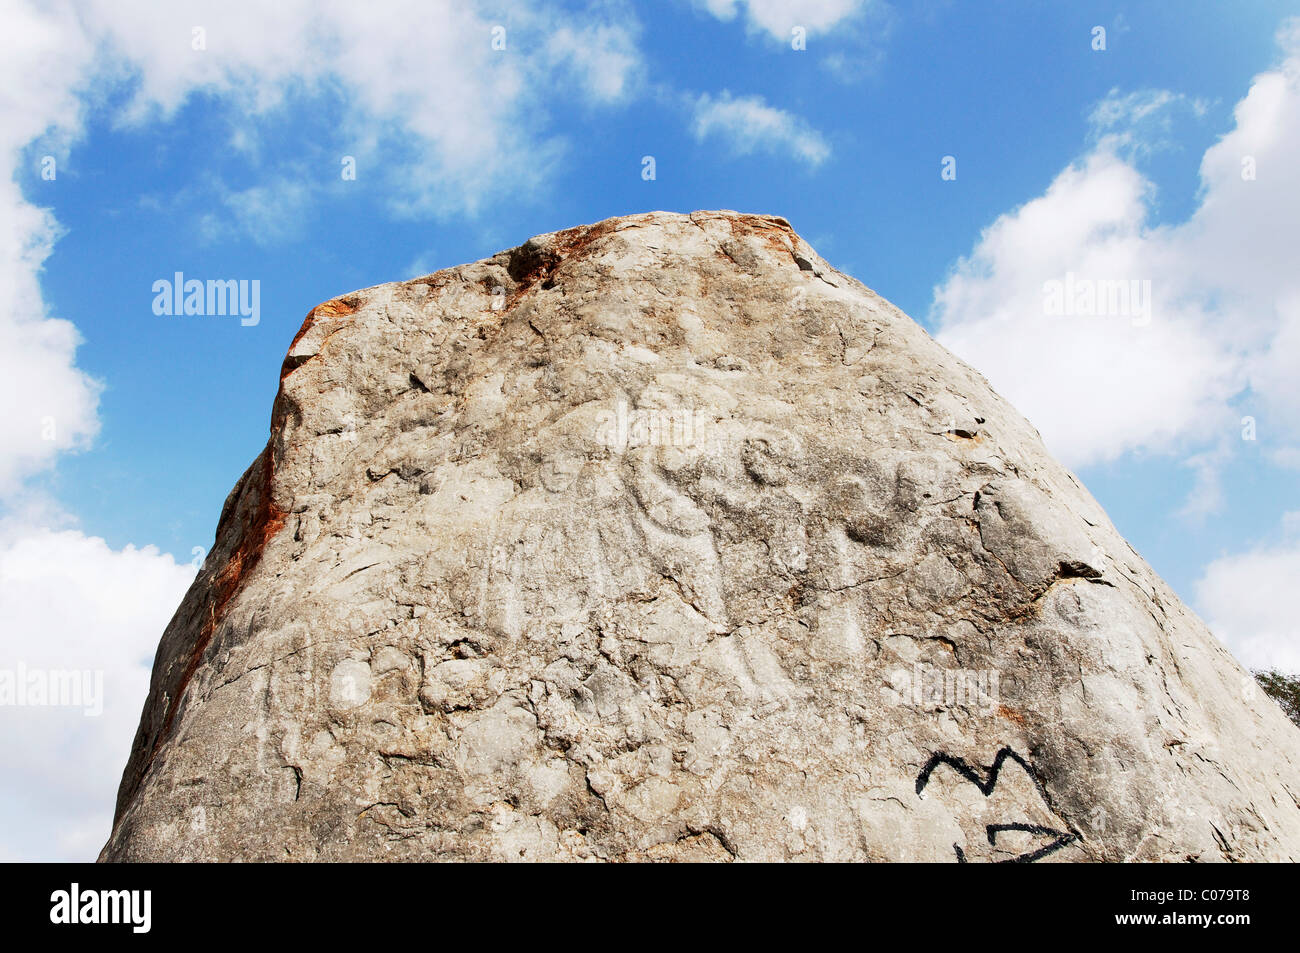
[1089,88,1206,131]
[1087,88,1209,155]
[403,248,441,281]
[1271,445,1300,469]
[1178,445,1231,523]
[692,91,830,165]
[1196,518,1300,673]
[0,261,103,494]
[933,148,1241,467]
[0,0,101,496]
[932,20,1300,472]
[0,529,195,861]
[68,1,644,217]
[697,0,869,40]
[695,0,892,79]
[546,21,644,104]
[198,177,314,246]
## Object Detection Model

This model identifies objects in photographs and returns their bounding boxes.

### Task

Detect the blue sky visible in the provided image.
[3,0,1300,860]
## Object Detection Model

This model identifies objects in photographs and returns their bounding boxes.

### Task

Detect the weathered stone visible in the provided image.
[101,211,1300,862]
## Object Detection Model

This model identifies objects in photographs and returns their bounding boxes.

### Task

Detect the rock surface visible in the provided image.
[102,211,1300,862]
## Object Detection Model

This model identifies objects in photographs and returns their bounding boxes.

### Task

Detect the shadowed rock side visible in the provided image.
[102,211,1300,862]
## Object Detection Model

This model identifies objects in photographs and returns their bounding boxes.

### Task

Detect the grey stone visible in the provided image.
[101,211,1300,862]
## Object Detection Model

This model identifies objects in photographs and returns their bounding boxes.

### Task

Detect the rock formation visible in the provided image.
[101,211,1300,862]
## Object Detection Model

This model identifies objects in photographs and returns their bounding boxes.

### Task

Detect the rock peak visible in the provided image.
[103,213,1300,862]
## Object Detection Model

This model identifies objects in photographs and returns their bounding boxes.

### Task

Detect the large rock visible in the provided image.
[102,211,1300,862]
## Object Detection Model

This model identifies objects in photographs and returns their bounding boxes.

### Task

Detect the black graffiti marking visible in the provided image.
[985,823,1079,863]
[952,824,1079,864]
[916,746,1043,798]
[916,747,1081,863]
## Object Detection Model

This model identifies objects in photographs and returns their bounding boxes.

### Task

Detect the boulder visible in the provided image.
[101,211,1300,862]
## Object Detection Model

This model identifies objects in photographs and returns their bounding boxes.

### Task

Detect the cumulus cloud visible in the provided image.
[0,529,195,861]
[697,0,870,40]
[692,91,831,165]
[933,148,1241,467]
[70,0,643,217]
[0,266,103,495]
[0,0,101,496]
[932,21,1300,473]
[1196,517,1300,674]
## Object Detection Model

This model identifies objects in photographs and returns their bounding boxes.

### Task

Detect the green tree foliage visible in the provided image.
[1254,670,1300,728]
